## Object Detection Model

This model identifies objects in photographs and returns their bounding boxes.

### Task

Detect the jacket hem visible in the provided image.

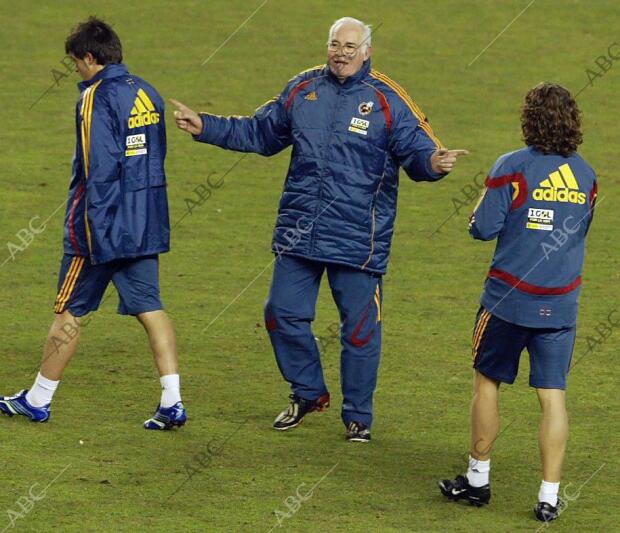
[479,298,577,330]
[63,246,170,264]
[272,249,385,275]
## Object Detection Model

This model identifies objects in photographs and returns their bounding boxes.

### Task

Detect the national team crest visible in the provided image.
[358,101,374,115]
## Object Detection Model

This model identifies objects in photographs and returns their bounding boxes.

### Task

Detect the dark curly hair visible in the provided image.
[520,82,582,157]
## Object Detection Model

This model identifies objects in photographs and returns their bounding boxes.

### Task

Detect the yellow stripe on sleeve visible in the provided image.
[80,80,103,254]
[80,79,103,179]
[287,64,325,83]
[370,70,444,149]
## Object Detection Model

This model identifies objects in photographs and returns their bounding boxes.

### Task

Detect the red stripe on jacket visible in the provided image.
[373,88,392,134]
[285,79,313,111]
[68,183,85,255]
[488,268,582,295]
[484,172,528,210]
[589,181,598,208]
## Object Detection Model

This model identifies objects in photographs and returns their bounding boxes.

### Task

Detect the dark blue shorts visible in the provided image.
[53,254,163,317]
[471,307,576,390]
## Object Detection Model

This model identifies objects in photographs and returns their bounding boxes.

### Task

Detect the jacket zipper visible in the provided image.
[310,86,341,254]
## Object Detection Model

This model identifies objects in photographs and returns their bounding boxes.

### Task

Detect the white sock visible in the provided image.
[26,373,59,407]
[159,374,181,408]
[466,455,490,487]
[538,480,560,506]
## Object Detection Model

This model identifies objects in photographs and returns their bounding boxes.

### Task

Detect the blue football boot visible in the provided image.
[144,402,186,430]
[0,389,51,422]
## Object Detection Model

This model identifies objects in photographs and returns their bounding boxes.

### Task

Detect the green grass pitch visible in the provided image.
[0,1,618,531]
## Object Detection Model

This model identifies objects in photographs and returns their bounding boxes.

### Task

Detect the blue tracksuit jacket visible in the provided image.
[193,60,445,274]
[470,146,597,328]
[63,63,170,264]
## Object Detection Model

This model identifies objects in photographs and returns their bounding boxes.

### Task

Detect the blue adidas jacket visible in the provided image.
[63,63,170,264]
[193,60,444,274]
[470,146,597,328]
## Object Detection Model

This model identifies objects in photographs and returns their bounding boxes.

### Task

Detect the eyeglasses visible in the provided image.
[327,41,360,58]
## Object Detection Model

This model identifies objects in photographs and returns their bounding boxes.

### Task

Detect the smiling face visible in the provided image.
[327,22,371,83]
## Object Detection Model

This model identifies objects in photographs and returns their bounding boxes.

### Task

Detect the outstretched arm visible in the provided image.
[388,98,467,180]
[170,94,292,157]
[430,149,469,174]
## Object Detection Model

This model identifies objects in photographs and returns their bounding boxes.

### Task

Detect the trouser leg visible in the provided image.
[265,255,326,399]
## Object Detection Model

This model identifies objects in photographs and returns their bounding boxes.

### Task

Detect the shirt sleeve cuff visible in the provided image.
[192,113,211,142]
[424,151,447,180]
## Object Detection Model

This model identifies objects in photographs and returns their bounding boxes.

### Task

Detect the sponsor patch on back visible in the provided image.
[526,207,554,231]
[125,133,147,156]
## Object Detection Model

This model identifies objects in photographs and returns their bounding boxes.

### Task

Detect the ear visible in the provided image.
[84,52,96,66]
[364,45,373,60]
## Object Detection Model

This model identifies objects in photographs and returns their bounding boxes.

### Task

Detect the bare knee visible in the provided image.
[537,388,566,414]
[136,309,164,324]
[473,370,500,397]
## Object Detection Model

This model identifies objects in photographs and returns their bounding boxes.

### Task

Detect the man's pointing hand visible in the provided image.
[170,99,203,136]
[431,149,469,174]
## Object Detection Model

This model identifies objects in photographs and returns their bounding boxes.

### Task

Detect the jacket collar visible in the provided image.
[78,63,129,91]
[327,59,371,87]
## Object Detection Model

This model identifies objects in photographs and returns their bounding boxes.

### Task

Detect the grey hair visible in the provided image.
[328,17,372,53]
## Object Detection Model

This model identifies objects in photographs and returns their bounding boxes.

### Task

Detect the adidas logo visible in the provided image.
[304,91,318,101]
[128,88,160,129]
[533,163,586,204]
